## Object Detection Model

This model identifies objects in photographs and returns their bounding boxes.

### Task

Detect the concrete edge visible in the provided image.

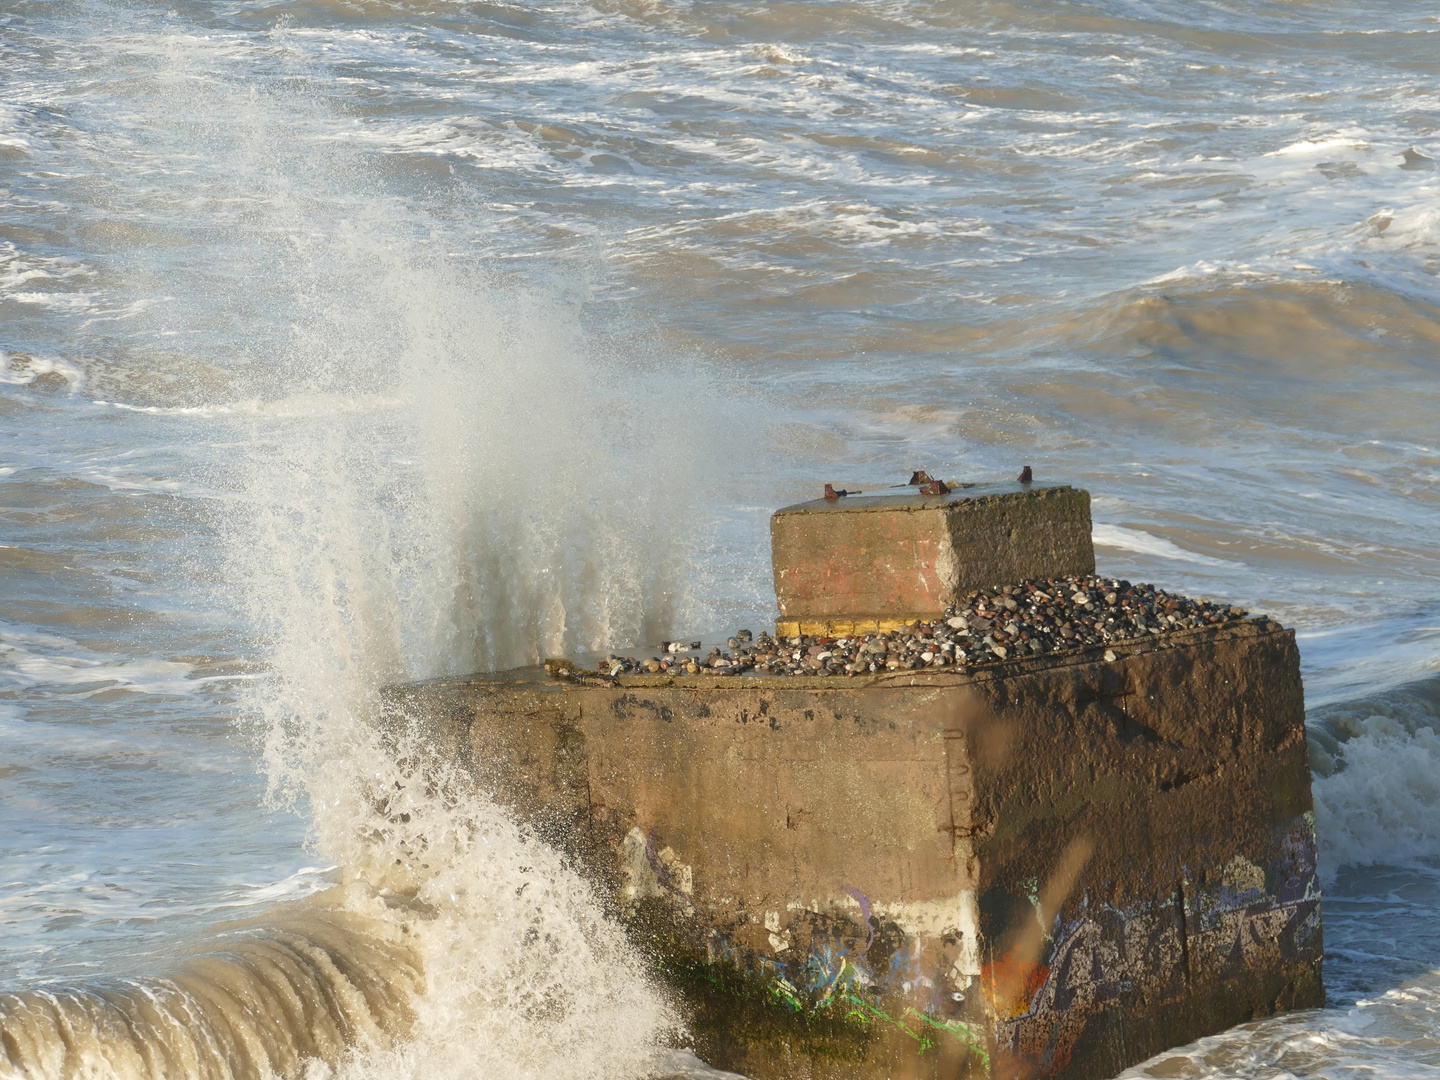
[772,482,1078,518]
[393,618,1289,696]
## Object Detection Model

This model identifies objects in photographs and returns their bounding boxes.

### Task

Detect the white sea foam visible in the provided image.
[0,351,87,391]
[1314,718,1440,873]
[0,624,197,697]
[1266,131,1374,157]
[1122,972,1440,1079]
[0,245,92,300]
[1092,523,1241,568]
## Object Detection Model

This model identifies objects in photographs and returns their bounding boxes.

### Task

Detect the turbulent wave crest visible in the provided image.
[1022,278,1440,370]
[1310,673,1440,876]
[0,905,420,1080]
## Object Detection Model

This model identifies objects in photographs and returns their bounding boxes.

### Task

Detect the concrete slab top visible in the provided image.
[773,481,1076,516]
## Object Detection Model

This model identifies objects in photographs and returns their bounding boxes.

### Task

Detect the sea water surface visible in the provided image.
[1,1,1438,1077]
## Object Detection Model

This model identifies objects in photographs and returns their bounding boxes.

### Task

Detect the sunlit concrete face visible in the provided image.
[770,483,1095,632]
[401,619,1321,1080]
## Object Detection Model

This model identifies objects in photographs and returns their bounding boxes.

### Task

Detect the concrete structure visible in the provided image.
[398,623,1321,1080]
[771,483,1094,635]
[396,480,1321,1079]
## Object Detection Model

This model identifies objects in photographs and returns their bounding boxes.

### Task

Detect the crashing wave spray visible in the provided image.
[1310,672,1440,876]
[212,255,707,1080]
[0,14,744,1076]
[0,262,702,1080]
[0,257,697,1080]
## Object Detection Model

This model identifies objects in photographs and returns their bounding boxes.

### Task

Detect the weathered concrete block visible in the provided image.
[397,622,1321,1080]
[771,483,1095,632]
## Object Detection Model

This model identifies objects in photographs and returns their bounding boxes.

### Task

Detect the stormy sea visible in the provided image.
[1,1,1437,1077]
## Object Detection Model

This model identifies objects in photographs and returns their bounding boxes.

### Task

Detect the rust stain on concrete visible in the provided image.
[771,483,1095,624]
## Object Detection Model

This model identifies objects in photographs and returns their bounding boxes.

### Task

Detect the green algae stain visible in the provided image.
[767,964,990,1068]
[663,952,989,1069]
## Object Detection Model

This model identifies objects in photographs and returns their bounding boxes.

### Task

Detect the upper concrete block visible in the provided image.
[771,482,1095,625]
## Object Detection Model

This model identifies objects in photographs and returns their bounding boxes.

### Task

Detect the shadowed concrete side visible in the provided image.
[394,621,1321,1080]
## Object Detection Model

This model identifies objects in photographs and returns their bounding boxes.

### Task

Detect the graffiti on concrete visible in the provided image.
[623,826,983,1061]
[618,826,693,911]
[993,815,1323,1076]
[697,887,989,1065]
[766,948,989,1065]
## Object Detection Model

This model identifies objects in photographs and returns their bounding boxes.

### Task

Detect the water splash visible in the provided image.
[207,252,706,1080]
[0,11,741,1074]
[1310,673,1440,878]
[2,245,702,1080]
[0,901,420,1080]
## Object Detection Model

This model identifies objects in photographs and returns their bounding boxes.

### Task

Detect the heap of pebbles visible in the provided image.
[567,575,1271,679]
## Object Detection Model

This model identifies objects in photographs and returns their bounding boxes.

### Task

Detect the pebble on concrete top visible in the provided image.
[554,575,1278,680]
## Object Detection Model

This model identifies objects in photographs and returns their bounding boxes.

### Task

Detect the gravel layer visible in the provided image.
[573,575,1274,678]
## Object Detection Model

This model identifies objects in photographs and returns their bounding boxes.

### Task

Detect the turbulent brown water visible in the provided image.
[1,1,1438,1077]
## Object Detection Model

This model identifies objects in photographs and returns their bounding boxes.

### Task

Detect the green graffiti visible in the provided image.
[766,968,988,1067]
[836,993,990,1067]
[770,977,804,1012]
[910,1009,991,1068]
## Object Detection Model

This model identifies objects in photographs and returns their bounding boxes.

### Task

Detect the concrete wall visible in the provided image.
[771,484,1095,626]
[396,621,1321,1080]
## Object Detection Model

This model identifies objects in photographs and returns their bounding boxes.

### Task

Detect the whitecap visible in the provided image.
[1092,523,1241,568]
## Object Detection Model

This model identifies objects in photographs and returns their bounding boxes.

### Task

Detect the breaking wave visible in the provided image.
[1310,672,1440,878]
[0,15,748,1072]
[1012,277,1440,372]
[2,253,715,1076]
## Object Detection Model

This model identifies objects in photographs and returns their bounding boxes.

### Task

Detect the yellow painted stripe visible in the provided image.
[775,616,939,638]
